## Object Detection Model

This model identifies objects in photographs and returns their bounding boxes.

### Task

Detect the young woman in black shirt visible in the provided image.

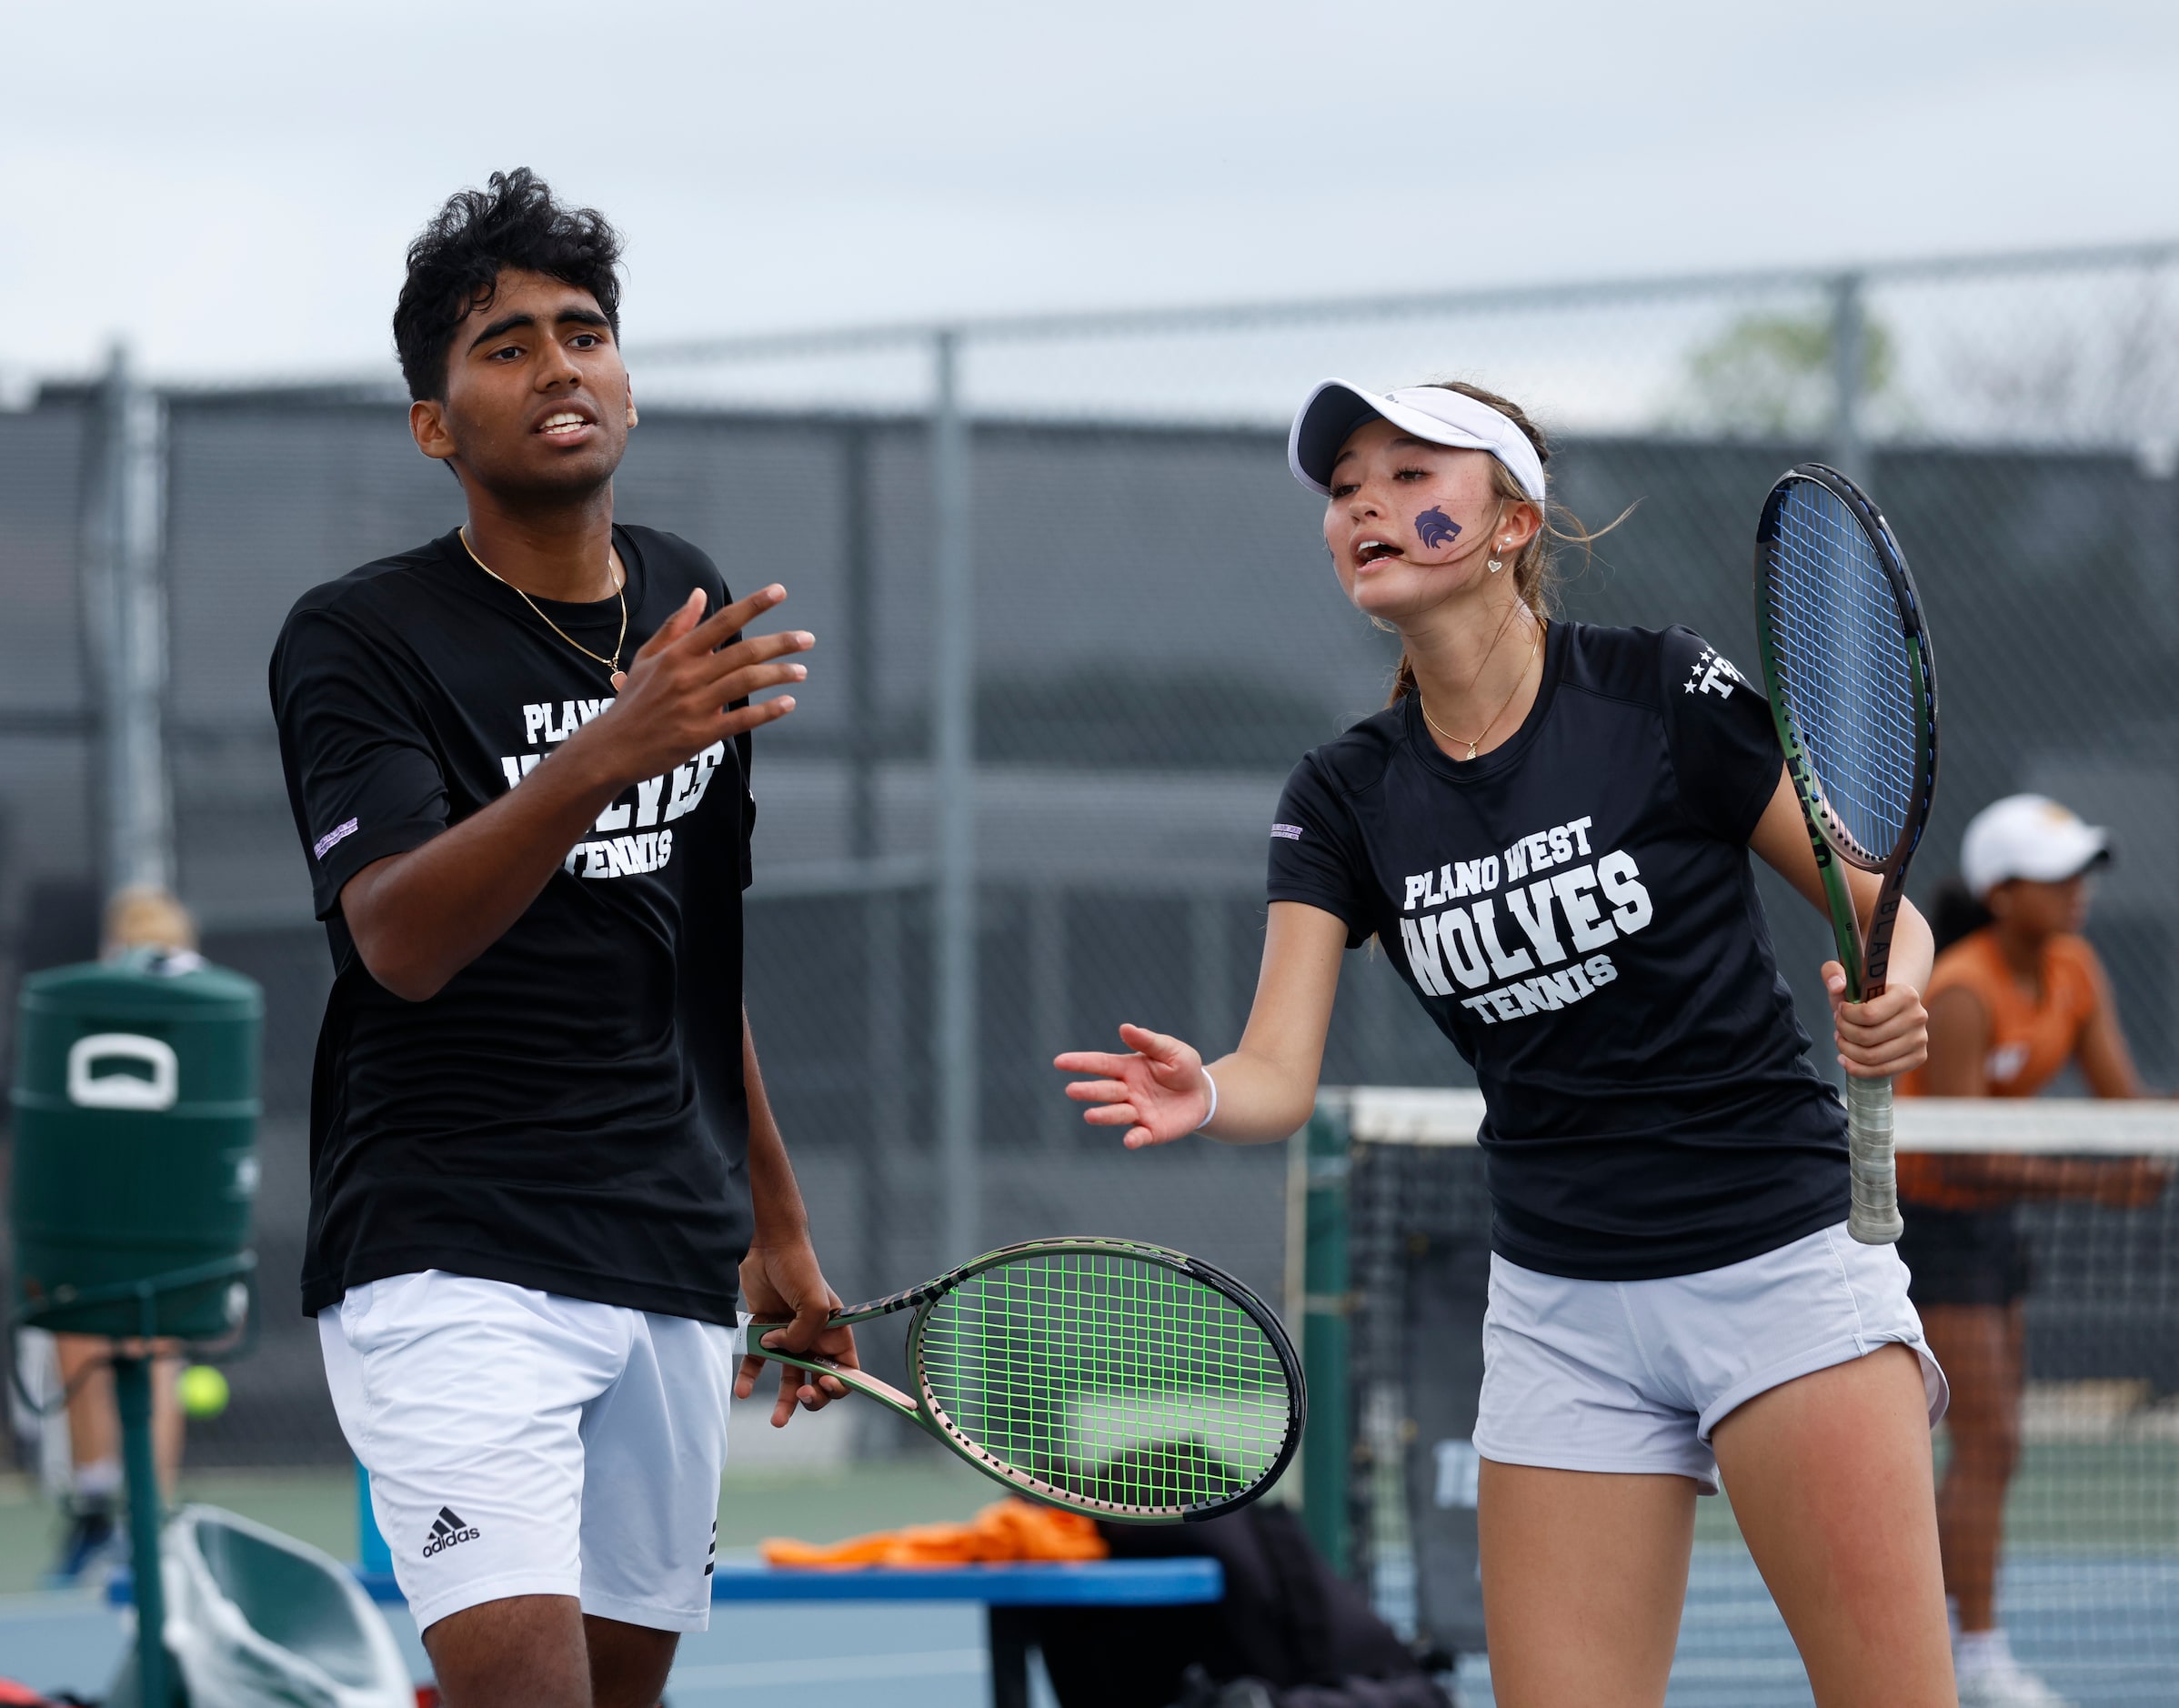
[1059,379,1953,1706]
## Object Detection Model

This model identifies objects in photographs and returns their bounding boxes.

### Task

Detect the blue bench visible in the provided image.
[355,1557,1224,1708]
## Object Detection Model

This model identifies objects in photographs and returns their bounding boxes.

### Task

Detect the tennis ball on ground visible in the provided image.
[178,1364,228,1419]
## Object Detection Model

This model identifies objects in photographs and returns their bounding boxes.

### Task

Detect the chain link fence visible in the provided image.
[3,240,2177,1470]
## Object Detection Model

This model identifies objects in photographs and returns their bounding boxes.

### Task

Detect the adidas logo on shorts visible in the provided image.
[422,1505,481,1559]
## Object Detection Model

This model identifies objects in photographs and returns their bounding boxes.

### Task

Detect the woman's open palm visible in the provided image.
[1055,1023,1211,1149]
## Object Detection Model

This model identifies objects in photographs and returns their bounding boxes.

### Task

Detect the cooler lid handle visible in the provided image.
[67,1033,179,1111]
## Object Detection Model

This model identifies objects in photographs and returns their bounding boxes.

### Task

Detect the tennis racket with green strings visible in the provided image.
[749,1237,1303,1522]
[1754,463,1940,1245]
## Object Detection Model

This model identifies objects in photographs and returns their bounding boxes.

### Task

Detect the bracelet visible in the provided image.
[1193,1068,1220,1132]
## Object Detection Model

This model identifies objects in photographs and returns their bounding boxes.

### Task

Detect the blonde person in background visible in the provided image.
[40,885,197,1584]
[1899,796,2168,1708]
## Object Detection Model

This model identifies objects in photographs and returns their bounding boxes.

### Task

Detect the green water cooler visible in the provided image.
[11,946,263,1707]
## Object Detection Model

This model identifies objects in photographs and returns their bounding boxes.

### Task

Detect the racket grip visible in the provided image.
[1844,1073,1903,1245]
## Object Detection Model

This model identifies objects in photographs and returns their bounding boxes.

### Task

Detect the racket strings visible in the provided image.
[1767,482,1921,860]
[916,1250,1291,1514]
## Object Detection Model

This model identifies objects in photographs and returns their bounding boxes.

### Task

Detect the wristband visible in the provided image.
[1193,1068,1220,1132]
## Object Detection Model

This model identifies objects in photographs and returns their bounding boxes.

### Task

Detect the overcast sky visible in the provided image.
[6,1,2176,386]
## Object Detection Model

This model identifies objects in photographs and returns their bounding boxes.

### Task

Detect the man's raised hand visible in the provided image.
[1055,1023,1213,1149]
[577,584,813,788]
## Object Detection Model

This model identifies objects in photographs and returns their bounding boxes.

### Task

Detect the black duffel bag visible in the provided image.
[1030,1502,1453,1708]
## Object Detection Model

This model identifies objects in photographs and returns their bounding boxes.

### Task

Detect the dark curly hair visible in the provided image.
[393,168,623,401]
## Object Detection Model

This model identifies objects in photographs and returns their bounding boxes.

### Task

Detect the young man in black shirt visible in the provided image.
[271,169,849,1708]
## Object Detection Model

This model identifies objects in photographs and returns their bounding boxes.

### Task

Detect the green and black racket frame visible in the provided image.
[750,1236,1305,1523]
[1753,463,1939,1244]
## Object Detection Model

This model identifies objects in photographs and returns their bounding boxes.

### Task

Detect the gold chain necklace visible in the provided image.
[459,527,628,676]
[1418,620,1545,760]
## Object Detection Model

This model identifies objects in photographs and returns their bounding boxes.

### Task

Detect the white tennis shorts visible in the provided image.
[1473,1220,1948,1492]
[318,1271,735,1634]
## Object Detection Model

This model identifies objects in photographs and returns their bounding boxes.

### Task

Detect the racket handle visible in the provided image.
[1844,1073,1903,1245]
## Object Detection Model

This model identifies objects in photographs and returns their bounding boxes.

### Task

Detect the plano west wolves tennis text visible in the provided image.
[1397,814,1654,1024]
[499,697,727,879]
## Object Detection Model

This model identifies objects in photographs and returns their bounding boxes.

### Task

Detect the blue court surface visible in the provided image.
[7,1548,2173,1704]
[0,1578,1060,1707]
[1451,1547,2179,1707]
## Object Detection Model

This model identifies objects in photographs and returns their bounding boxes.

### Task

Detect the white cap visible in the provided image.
[1289,379,1547,504]
[1960,795,2111,898]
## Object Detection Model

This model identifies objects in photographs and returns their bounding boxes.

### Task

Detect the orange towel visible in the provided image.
[761,1497,1109,1567]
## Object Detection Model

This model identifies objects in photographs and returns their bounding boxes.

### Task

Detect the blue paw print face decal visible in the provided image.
[1415,507,1461,550]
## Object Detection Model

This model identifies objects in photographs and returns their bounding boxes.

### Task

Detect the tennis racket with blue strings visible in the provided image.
[1754,464,1940,1244]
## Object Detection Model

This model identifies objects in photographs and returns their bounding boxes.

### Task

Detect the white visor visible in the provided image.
[1288,379,1547,505]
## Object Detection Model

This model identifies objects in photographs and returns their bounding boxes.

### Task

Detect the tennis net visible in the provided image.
[1292,1090,2179,1706]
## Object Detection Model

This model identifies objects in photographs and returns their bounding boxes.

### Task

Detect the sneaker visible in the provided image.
[42,1494,126,1588]
[1954,1629,2071,1708]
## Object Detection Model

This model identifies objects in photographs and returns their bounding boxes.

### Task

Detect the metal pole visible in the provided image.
[85,343,174,900]
[843,425,878,862]
[1190,891,1231,1052]
[1299,1099,1351,1573]
[864,889,906,1287]
[1828,272,1869,487]
[930,330,979,1260]
[114,1353,171,1708]
[1027,887,1067,1148]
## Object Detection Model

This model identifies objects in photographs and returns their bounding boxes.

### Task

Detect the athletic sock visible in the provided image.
[1954,1627,2014,1676]
[72,1457,122,1501]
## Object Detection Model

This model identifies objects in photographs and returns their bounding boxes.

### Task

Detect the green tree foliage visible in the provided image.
[1682,309,1895,437]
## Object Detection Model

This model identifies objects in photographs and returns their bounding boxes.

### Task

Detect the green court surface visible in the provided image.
[0,1452,1000,1594]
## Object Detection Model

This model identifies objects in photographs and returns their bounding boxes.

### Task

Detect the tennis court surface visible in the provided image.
[1,1455,1038,1704]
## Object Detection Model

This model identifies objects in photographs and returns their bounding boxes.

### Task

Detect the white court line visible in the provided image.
[670,1647,988,1688]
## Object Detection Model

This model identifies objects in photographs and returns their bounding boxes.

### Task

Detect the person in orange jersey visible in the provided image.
[1900,794,2166,1708]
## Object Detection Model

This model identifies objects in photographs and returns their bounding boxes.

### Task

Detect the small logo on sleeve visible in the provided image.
[312,818,359,860]
[1682,647,1745,700]
[1270,823,1304,841]
[422,1506,480,1558]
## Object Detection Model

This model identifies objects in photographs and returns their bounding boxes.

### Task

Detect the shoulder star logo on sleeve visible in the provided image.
[1684,648,1745,700]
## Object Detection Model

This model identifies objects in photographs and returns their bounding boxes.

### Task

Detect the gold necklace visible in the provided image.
[459,527,628,676]
[1418,620,1545,760]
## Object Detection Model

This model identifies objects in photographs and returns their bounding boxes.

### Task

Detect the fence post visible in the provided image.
[1828,271,1869,487]
[1298,1094,1351,1572]
[930,329,979,1261]
[114,1353,171,1708]
[842,423,878,862]
[81,342,174,902]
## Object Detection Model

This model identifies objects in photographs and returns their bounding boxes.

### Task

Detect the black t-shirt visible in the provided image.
[1270,620,1848,1281]
[270,525,755,1324]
